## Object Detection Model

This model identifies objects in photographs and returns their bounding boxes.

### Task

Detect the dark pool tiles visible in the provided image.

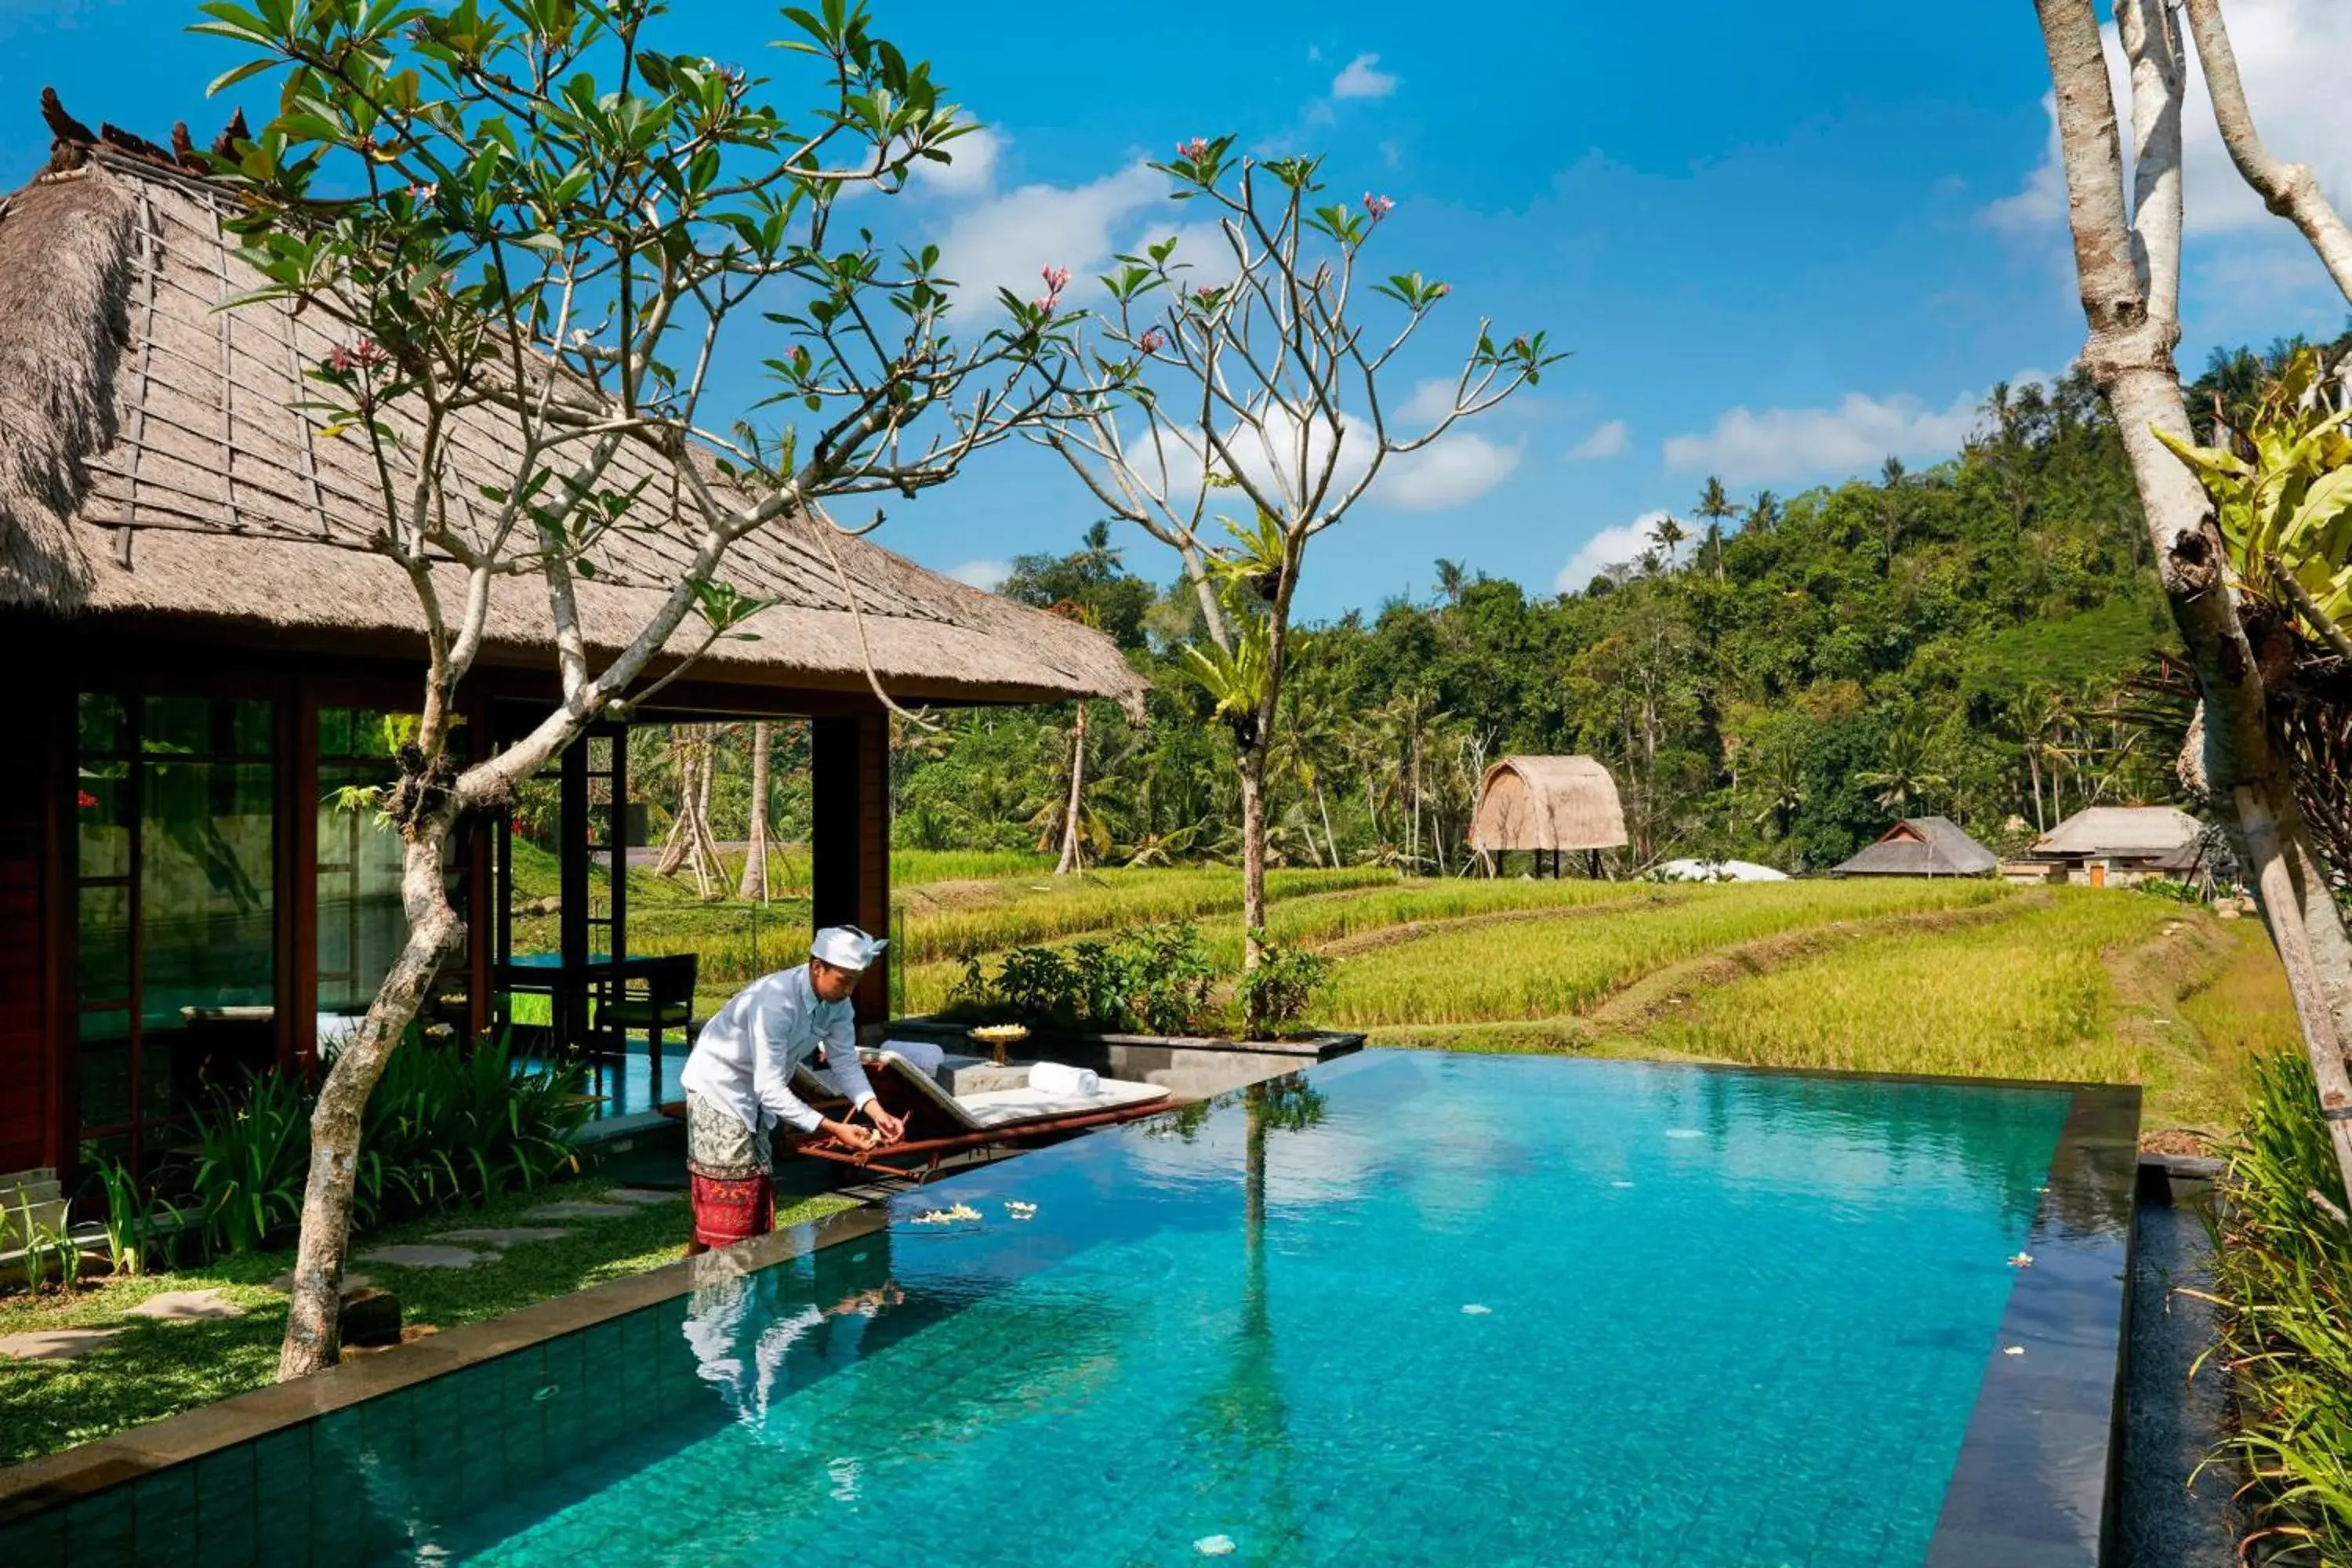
[125,1462,198,1568]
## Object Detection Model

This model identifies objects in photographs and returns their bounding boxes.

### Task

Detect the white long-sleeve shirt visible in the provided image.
[680,964,875,1135]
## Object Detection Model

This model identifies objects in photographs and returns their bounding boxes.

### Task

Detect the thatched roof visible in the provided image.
[1831,817,1998,877]
[2030,806,2204,866]
[0,127,1145,713]
[1470,755,1629,852]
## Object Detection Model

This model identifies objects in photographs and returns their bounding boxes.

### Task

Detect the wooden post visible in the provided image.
[812,710,892,1022]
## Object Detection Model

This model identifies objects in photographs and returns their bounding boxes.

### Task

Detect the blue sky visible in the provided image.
[5,0,2348,619]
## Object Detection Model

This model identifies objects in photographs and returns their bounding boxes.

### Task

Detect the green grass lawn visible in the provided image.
[0,1178,853,1468]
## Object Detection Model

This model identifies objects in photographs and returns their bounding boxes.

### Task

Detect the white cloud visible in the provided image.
[1989,0,2352,240]
[1566,419,1629,462]
[945,559,1011,591]
[912,125,1002,198]
[1556,512,1669,593]
[1661,390,1982,484]
[1331,53,1399,100]
[932,160,1166,314]
[1395,377,1463,426]
[1381,434,1523,510]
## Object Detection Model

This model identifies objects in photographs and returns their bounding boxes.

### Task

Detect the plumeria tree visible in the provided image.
[1029,140,1558,1015]
[196,0,1103,1375]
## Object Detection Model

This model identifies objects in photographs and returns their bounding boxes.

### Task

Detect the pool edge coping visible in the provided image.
[1926,1081,2143,1568]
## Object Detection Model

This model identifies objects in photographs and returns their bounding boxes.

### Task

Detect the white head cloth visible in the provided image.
[810,925,887,971]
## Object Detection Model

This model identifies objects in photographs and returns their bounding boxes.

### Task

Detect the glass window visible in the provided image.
[75,693,278,1180]
[318,706,414,1023]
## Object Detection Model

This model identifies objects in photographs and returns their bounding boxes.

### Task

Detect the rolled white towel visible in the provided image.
[1027,1060,1100,1097]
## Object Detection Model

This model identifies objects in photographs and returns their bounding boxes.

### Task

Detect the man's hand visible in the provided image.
[822,1117,878,1152]
[858,1102,906,1145]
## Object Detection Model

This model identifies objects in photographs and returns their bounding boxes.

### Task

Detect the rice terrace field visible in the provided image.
[579,849,2294,1142]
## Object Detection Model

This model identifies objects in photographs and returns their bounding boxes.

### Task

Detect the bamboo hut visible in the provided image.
[1469,756,1629,877]
[1829,817,1998,878]
[0,108,1145,1186]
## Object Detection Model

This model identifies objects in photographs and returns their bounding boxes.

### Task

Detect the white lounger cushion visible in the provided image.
[792,1052,1169,1133]
[953,1077,1168,1128]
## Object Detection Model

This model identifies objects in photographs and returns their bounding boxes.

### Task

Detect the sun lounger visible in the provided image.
[788,1051,1171,1179]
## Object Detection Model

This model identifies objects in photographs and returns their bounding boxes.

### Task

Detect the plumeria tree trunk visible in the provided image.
[206,0,1111,1377]
[2033,0,2352,1192]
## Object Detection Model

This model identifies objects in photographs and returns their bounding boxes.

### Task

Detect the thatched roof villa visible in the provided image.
[1829,817,1999,878]
[2020,805,2207,887]
[1469,755,1629,875]
[0,106,1144,1186]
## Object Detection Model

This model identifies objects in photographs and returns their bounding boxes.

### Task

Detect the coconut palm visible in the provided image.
[1857,724,1947,815]
[1649,514,1689,567]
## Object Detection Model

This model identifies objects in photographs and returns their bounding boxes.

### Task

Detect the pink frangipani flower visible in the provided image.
[1138,327,1167,354]
[328,340,392,373]
[1178,137,1210,162]
[1363,192,1394,223]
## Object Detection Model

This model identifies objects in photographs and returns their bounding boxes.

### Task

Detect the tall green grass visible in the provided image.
[898,865,1394,966]
[1631,891,2165,1084]
[1323,880,2010,1027]
[2202,1051,2352,1566]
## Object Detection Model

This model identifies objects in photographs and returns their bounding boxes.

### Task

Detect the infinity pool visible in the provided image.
[0,1051,2136,1567]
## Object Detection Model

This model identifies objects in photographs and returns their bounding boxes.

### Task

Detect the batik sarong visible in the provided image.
[686,1090,774,1249]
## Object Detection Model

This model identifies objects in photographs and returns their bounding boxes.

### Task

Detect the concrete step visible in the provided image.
[0,1170,61,1207]
[0,1196,71,1250]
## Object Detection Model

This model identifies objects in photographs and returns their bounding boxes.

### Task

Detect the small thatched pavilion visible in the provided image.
[1830,817,1998,878]
[1469,756,1629,877]
[0,110,1145,1186]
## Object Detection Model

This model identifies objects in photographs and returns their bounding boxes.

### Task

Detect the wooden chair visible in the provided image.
[592,954,699,1112]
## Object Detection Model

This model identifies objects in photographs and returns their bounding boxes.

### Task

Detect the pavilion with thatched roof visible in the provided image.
[0,105,1145,1185]
[1469,755,1630,877]
[1829,817,1999,879]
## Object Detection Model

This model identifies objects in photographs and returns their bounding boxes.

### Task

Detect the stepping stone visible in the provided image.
[601,1187,684,1205]
[0,1327,124,1361]
[521,1202,637,1221]
[124,1288,244,1323]
[353,1243,494,1269]
[428,1227,569,1248]
[267,1272,374,1293]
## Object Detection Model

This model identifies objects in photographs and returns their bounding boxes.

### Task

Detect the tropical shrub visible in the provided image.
[2201,1051,2352,1565]
[1234,933,1334,1038]
[183,1032,591,1256]
[187,1069,312,1255]
[89,1156,187,1277]
[949,923,1221,1034]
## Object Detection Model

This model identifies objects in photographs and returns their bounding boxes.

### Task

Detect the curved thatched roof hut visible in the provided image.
[0,128,1145,713]
[1470,756,1630,854]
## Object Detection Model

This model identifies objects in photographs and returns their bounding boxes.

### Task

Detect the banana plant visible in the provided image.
[2154,348,2352,657]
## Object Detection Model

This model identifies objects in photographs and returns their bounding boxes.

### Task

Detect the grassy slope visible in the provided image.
[0,1180,853,1468]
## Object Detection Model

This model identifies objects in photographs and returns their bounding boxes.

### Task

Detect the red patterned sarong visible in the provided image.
[689,1171,775,1249]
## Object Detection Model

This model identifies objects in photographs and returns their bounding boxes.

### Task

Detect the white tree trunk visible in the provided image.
[2181,0,2352,300]
[280,822,461,1377]
[737,720,771,902]
[2038,0,2352,1191]
[1055,702,1089,876]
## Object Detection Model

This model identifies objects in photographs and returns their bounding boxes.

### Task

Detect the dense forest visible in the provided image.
[626,337,2349,880]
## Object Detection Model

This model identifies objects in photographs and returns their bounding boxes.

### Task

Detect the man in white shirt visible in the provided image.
[679,925,906,1254]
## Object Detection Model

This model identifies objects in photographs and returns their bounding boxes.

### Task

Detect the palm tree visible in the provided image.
[1857,724,1947,815]
[1878,456,1907,575]
[1433,557,1468,606]
[1648,514,1688,568]
[1747,489,1780,534]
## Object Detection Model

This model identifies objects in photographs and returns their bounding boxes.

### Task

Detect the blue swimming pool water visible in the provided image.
[454,1051,2071,1566]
